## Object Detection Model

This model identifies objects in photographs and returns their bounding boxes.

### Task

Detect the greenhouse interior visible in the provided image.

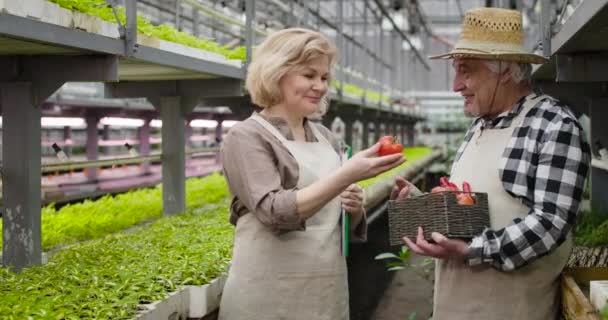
[1,0,607,319]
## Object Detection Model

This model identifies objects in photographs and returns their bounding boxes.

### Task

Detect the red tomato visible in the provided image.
[377,136,403,156]
[457,194,475,205]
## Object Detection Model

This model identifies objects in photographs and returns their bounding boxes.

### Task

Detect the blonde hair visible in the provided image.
[246,28,337,114]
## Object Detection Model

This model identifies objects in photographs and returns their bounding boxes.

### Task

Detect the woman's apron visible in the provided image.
[433,95,572,320]
[218,114,348,320]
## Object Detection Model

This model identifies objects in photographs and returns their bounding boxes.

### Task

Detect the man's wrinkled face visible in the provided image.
[452,58,501,118]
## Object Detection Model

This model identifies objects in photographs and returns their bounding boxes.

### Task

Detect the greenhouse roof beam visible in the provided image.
[371,0,430,70]
[299,1,390,69]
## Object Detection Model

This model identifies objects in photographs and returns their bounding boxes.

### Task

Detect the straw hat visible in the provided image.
[430,7,547,64]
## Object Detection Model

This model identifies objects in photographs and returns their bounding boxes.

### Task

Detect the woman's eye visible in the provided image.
[304,74,314,79]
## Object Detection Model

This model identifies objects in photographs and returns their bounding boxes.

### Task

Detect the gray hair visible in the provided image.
[482,60,532,84]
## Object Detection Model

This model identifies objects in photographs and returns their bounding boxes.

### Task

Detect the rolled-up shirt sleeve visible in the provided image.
[222,126,305,232]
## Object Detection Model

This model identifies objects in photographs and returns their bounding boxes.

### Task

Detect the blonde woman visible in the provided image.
[219,28,405,319]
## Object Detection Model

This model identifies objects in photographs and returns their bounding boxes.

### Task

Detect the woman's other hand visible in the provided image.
[340,184,365,229]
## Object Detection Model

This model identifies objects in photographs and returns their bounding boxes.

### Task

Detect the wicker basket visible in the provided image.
[388,191,490,246]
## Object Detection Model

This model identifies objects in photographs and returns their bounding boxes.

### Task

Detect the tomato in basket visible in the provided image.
[457,182,475,205]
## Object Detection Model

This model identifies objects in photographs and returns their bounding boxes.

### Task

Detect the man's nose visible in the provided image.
[453,74,465,92]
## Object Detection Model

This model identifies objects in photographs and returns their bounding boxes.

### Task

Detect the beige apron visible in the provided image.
[218,114,348,320]
[433,95,572,320]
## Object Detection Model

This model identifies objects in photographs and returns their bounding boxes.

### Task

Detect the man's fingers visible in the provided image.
[431,232,448,246]
[416,226,425,243]
[431,232,465,256]
[395,176,408,189]
[403,237,424,255]
[397,185,411,200]
[390,185,400,200]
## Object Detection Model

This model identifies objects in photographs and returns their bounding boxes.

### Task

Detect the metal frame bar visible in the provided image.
[370,0,430,70]
[41,148,219,173]
[550,0,608,54]
[0,13,124,55]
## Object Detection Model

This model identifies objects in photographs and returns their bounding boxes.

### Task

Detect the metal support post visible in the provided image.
[192,7,200,37]
[102,124,111,155]
[175,0,181,30]
[63,126,72,157]
[539,0,551,58]
[337,0,344,97]
[139,118,151,174]
[125,0,138,56]
[1,82,42,269]
[214,118,224,164]
[361,119,370,149]
[344,117,354,146]
[391,31,397,98]
[315,0,321,30]
[245,0,255,70]
[378,23,384,107]
[407,124,415,146]
[362,0,369,103]
[161,97,186,215]
[85,113,99,181]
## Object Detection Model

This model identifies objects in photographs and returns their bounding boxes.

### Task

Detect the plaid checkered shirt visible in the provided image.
[453,92,591,271]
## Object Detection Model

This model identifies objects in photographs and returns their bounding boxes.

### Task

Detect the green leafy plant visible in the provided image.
[0,173,229,251]
[375,247,434,320]
[0,203,234,319]
[331,80,391,103]
[574,209,608,247]
[46,0,245,60]
[374,246,433,275]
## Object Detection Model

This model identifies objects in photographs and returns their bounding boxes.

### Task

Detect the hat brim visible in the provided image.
[429,50,548,64]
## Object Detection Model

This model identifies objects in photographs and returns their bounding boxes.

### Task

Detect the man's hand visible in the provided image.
[390,176,414,200]
[403,227,469,260]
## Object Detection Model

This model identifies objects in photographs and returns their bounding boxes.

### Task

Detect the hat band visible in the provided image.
[454,39,528,54]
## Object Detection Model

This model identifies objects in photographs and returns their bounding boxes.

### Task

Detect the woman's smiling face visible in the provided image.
[278,55,330,117]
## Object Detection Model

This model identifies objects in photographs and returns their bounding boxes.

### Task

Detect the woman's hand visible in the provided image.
[339,143,406,182]
[340,184,365,226]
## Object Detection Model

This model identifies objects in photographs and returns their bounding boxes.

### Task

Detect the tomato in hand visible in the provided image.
[377,136,403,156]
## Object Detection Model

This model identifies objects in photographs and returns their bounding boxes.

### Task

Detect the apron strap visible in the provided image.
[250,113,288,143]
[511,93,547,127]
[308,121,333,148]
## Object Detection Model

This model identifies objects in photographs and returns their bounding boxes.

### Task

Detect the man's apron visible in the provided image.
[433,95,572,320]
[218,114,348,320]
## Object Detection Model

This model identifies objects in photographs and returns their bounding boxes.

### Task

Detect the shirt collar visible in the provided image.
[474,93,533,129]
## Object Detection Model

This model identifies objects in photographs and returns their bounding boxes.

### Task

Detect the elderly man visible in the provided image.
[392,7,591,320]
